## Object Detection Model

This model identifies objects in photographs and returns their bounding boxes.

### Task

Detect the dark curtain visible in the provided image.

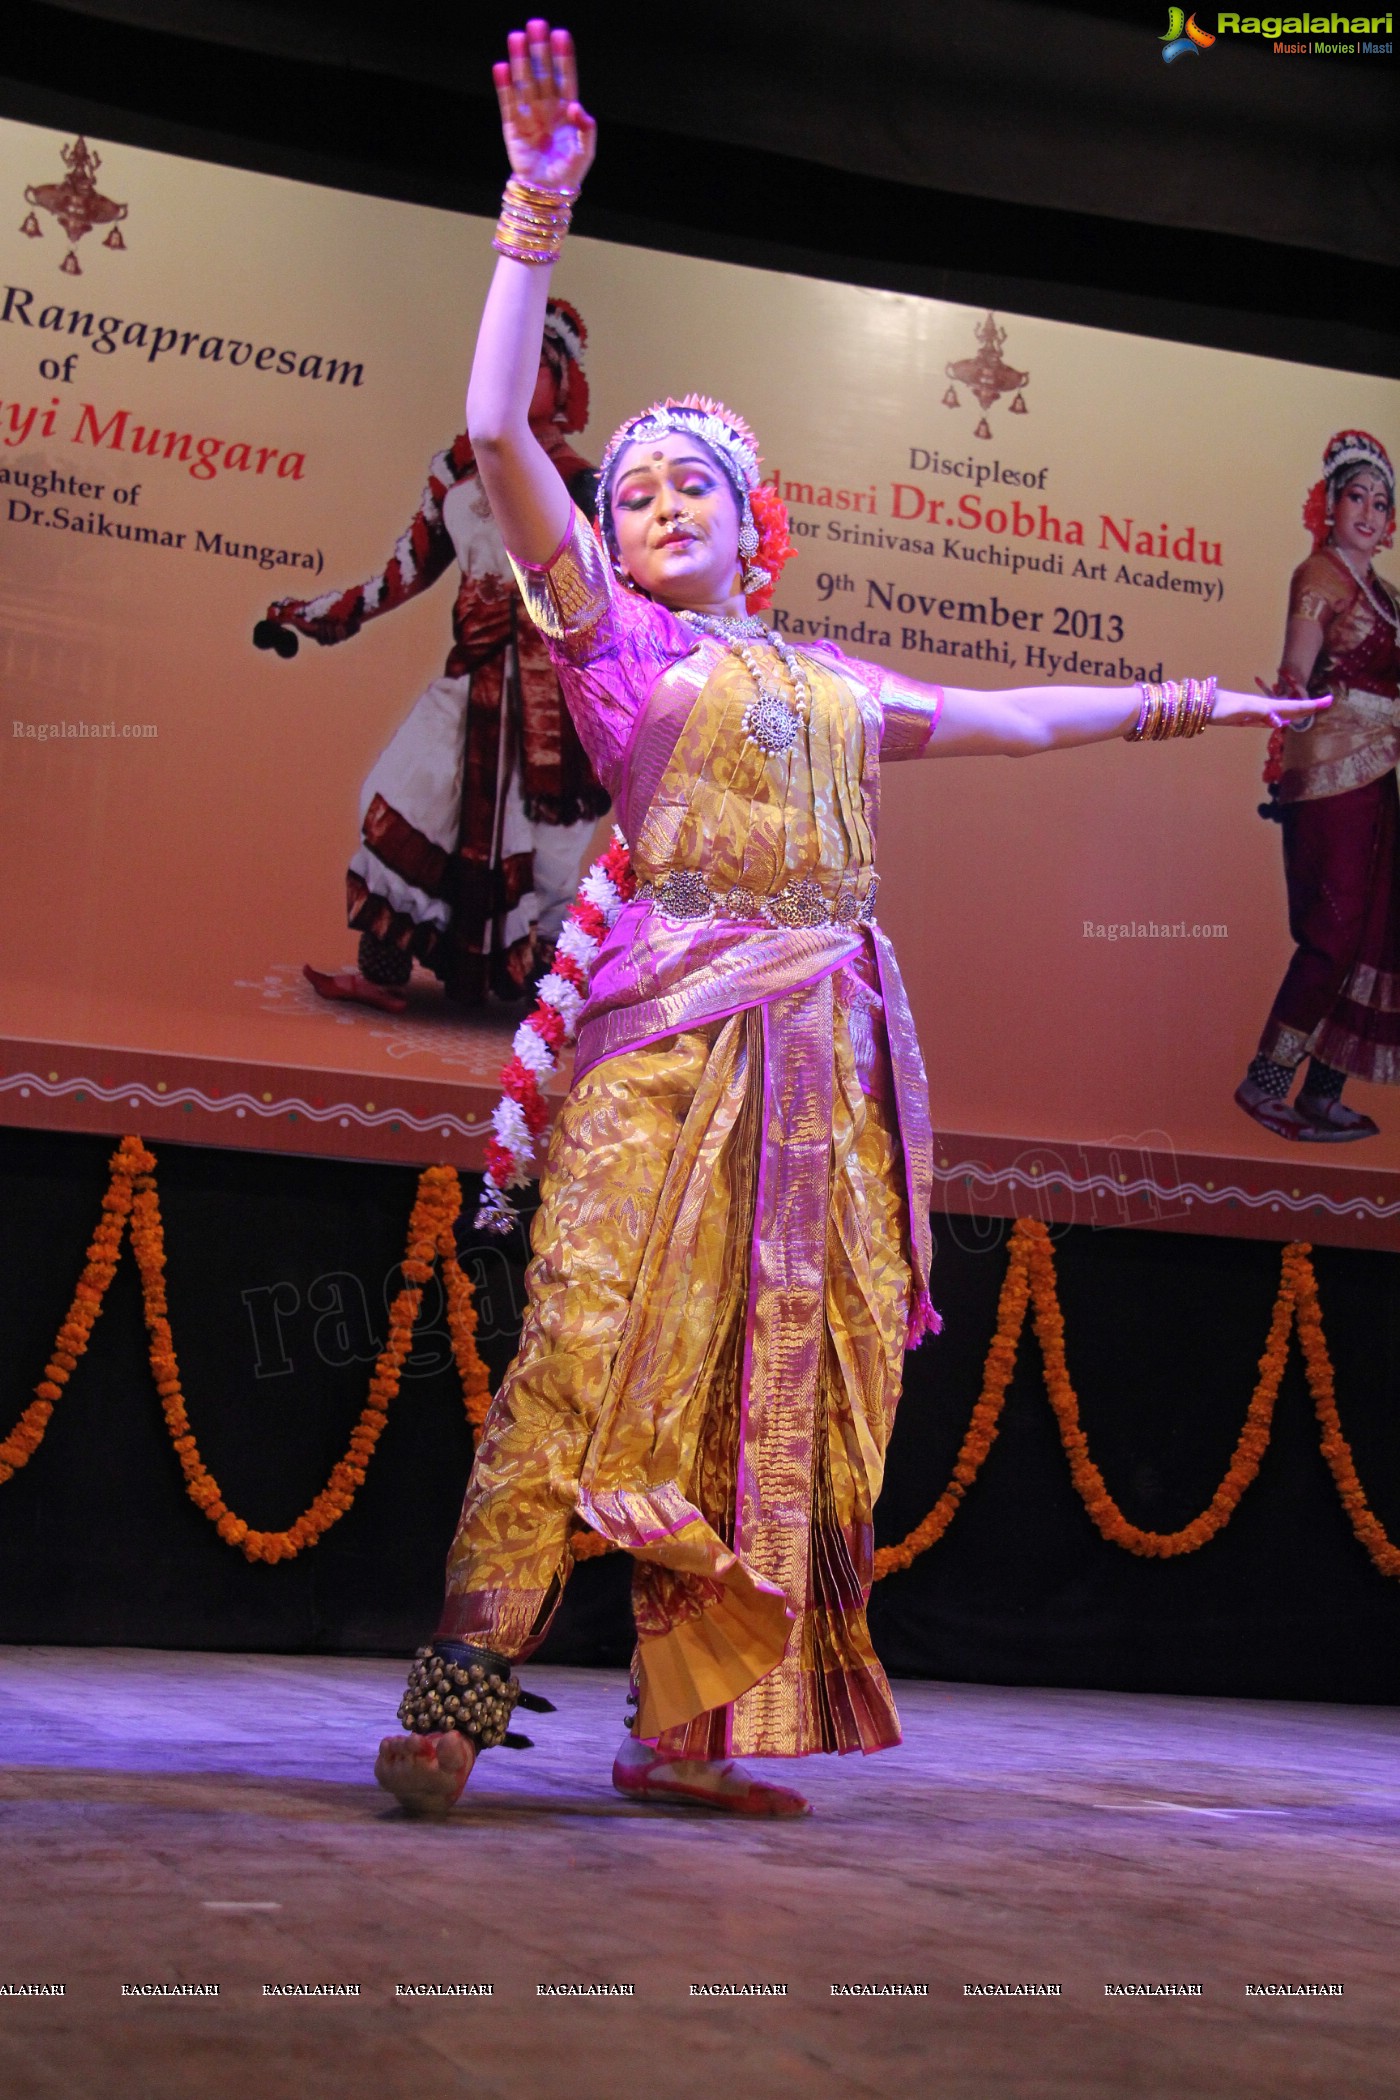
[2,1128,1396,1701]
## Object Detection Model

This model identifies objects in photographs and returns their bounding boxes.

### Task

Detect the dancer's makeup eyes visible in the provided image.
[1342,481,1388,515]
[615,478,661,510]
[616,472,715,509]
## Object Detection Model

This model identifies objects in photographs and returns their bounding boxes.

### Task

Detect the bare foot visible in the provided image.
[1295,1094,1379,1142]
[303,964,408,1015]
[611,1736,811,1817]
[374,1731,475,1814]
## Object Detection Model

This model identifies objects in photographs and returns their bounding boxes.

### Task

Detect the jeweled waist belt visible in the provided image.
[635,867,879,930]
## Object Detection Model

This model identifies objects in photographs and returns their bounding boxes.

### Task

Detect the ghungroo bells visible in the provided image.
[397,1641,555,1750]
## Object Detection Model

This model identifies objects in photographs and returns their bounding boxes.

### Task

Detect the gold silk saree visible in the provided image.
[436,509,942,1758]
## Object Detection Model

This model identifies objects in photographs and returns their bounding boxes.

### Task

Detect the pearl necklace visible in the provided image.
[679,609,811,756]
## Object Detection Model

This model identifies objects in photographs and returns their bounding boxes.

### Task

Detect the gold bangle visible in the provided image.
[498,191,575,229]
[1146,683,1168,740]
[506,175,579,210]
[1186,675,1219,735]
[1126,681,1164,741]
[492,175,579,265]
[1159,682,1182,739]
[1150,682,1170,740]
[1125,675,1219,742]
[1169,676,1216,738]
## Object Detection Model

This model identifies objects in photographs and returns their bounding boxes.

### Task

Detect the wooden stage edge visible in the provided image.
[2,1034,1397,1251]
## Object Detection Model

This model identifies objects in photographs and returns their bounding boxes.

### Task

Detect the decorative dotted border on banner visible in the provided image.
[5,1064,1395,1226]
[0,1069,493,1143]
[931,1157,1400,1226]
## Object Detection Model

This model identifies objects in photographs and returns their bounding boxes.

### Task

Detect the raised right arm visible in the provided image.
[467,22,596,565]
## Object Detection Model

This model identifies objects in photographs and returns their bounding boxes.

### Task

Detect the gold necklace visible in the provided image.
[679,611,811,756]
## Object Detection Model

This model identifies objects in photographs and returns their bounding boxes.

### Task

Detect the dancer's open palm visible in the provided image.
[494,20,596,191]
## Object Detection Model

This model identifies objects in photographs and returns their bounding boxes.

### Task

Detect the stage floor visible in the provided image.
[0,1650,1395,2100]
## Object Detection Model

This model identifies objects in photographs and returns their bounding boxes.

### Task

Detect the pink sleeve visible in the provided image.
[510,507,698,798]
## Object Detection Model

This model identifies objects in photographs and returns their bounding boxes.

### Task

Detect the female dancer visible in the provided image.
[1236,430,1398,1141]
[375,20,1321,1818]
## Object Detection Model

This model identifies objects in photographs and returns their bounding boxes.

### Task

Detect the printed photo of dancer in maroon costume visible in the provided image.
[253,300,609,1010]
[1237,429,1400,1142]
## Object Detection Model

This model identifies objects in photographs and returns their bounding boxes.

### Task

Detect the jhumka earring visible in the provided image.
[738,498,771,595]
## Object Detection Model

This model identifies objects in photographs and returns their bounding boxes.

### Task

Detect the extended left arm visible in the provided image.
[884,671,1325,758]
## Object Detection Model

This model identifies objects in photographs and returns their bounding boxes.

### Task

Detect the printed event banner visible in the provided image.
[0,117,1396,1246]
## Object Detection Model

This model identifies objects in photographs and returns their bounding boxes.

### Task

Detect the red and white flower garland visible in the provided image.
[475,830,636,1233]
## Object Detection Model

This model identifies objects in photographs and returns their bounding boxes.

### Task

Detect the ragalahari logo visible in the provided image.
[1161,7,1217,56]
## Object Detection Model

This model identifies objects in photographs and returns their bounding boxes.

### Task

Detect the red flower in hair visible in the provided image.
[745,484,797,613]
[1302,478,1330,552]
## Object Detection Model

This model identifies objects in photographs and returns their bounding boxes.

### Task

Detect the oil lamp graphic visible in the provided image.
[942,312,1029,440]
[21,136,129,276]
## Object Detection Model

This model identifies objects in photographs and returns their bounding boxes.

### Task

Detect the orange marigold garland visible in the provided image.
[1292,1240,1400,1581]
[872,1221,1400,1582]
[7,1156,1400,1587]
[0,1133,145,1483]
[872,1215,1030,1578]
[128,1159,476,1562]
[440,1234,495,1434]
[1024,1217,1286,1558]
[0,1139,494,1563]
